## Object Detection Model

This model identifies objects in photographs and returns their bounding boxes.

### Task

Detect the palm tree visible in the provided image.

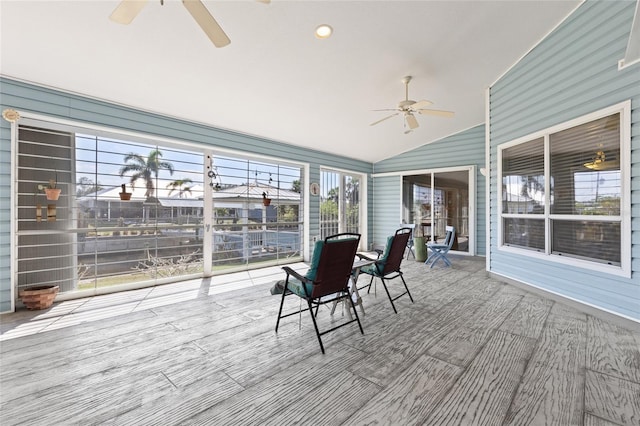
[166,178,193,198]
[119,149,174,198]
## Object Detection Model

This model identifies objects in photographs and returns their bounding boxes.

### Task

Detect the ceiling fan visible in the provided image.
[109,0,270,48]
[370,76,454,133]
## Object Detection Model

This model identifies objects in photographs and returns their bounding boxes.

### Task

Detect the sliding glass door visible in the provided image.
[402,169,472,252]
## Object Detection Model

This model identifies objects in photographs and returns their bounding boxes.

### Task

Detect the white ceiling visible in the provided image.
[0,0,581,163]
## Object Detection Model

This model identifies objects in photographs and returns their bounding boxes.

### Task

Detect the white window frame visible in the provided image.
[10,110,309,302]
[319,166,368,250]
[497,100,631,278]
[395,165,477,256]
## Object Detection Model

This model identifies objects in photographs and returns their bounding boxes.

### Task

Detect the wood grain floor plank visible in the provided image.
[423,330,536,425]
[584,413,629,426]
[505,365,584,425]
[184,343,367,425]
[503,313,587,425]
[343,354,462,426]
[499,294,553,339]
[347,289,518,388]
[261,370,380,426]
[585,369,640,426]
[587,316,640,383]
[1,341,207,406]
[105,370,244,426]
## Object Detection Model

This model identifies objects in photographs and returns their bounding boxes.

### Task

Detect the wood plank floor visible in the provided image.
[1,256,639,425]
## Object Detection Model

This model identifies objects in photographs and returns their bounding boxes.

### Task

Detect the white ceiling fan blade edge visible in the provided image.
[417,109,455,118]
[182,0,231,48]
[109,0,149,25]
[410,100,433,110]
[370,113,399,126]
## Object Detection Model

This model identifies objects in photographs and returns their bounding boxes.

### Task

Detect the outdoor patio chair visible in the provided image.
[357,228,414,314]
[425,226,456,268]
[275,233,362,354]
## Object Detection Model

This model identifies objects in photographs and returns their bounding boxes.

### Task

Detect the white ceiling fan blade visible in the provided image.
[370,113,399,126]
[418,109,455,118]
[109,0,149,25]
[372,108,401,112]
[182,0,231,48]
[410,100,433,110]
[405,113,419,130]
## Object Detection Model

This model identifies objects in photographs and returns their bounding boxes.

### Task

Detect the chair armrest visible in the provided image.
[281,266,312,284]
[356,252,377,261]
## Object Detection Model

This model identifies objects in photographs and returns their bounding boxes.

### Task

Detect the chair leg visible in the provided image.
[347,290,365,335]
[275,283,288,332]
[400,274,414,303]
[380,278,398,314]
[306,298,325,354]
[366,275,374,294]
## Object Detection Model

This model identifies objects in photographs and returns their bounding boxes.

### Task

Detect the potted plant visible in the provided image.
[39,174,61,201]
[119,183,132,200]
[19,285,59,310]
[412,214,428,262]
[262,192,271,206]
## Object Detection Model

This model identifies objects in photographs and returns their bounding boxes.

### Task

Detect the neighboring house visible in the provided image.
[0,0,637,321]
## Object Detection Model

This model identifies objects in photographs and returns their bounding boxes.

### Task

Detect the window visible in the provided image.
[15,119,304,297]
[319,169,361,239]
[498,102,630,276]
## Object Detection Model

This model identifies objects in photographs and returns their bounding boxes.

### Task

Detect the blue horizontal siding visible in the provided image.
[371,175,401,248]
[489,0,640,321]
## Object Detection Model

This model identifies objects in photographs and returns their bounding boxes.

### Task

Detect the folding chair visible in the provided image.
[275,233,362,354]
[357,228,414,314]
[425,226,456,268]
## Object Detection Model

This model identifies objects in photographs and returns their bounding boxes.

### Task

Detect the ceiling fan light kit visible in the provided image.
[370,75,454,132]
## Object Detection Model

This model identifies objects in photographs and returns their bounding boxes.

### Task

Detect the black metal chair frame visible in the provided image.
[357,228,414,314]
[275,233,363,354]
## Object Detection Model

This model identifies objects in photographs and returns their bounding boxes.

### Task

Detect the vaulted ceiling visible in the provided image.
[0,0,581,162]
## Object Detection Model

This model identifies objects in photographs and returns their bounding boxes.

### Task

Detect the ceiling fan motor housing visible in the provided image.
[398,100,416,110]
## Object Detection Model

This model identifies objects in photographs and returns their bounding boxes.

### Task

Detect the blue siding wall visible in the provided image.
[0,78,373,313]
[373,124,486,254]
[489,0,640,321]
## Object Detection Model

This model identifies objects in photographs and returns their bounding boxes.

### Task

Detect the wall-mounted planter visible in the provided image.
[263,198,272,206]
[45,188,61,201]
[19,285,59,310]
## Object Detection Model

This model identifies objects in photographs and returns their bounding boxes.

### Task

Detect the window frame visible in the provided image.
[319,166,367,248]
[497,100,631,278]
[11,111,309,302]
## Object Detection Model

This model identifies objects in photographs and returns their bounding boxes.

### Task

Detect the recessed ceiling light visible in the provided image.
[315,24,333,39]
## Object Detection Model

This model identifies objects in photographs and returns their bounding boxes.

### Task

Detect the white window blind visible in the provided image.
[499,107,626,270]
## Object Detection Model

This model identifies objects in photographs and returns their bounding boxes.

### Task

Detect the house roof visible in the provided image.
[0,0,581,162]
[79,182,300,206]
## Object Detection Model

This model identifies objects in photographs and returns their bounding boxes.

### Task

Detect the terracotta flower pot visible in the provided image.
[263,198,271,206]
[119,192,132,200]
[45,188,61,201]
[19,285,59,310]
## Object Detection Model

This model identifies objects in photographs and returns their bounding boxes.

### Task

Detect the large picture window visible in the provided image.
[498,102,630,276]
[15,119,304,298]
